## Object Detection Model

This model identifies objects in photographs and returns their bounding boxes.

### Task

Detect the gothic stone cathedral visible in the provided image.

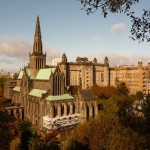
[12,16,100,130]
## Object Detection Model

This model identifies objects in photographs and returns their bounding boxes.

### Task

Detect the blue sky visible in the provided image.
[0,0,150,73]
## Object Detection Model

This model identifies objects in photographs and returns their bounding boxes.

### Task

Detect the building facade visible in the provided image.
[110,61,150,95]
[58,55,110,89]
[4,74,17,100]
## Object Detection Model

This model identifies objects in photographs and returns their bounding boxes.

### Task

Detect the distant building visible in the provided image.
[58,55,109,89]
[0,72,16,97]
[4,74,17,100]
[110,61,150,95]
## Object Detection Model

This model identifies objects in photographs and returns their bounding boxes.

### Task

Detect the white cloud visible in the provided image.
[110,23,127,36]
[0,36,62,72]
[93,35,104,42]
[0,36,32,72]
[0,36,31,59]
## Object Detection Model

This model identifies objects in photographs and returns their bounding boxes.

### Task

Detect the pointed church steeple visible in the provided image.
[33,15,43,55]
[35,15,41,36]
[29,16,46,73]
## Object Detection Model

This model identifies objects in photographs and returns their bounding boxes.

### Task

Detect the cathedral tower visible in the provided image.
[29,16,46,77]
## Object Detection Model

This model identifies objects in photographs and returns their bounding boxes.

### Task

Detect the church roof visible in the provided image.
[46,94,74,101]
[18,68,33,79]
[35,68,56,80]
[17,68,56,80]
[28,89,74,100]
[29,89,47,97]
[13,86,20,92]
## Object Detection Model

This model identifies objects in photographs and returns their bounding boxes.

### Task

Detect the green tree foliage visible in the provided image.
[118,93,150,134]
[78,0,150,42]
[20,121,61,150]
[116,81,129,96]
[116,95,135,127]
[136,91,144,100]
[143,97,150,133]
[29,136,60,150]
[65,96,150,149]
[20,121,36,150]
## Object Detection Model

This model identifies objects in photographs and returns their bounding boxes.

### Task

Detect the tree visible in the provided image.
[29,136,60,150]
[90,84,118,99]
[143,96,150,133]
[67,85,80,96]
[0,111,20,150]
[78,0,150,42]
[116,82,129,96]
[136,91,144,100]
[64,96,150,149]
[20,121,36,150]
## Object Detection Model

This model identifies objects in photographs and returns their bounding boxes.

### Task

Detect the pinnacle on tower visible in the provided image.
[32,15,43,55]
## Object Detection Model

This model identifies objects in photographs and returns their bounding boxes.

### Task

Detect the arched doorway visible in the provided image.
[54,104,57,117]
[67,104,70,115]
[85,103,89,120]
[91,102,95,118]
[73,103,75,114]
[61,103,64,116]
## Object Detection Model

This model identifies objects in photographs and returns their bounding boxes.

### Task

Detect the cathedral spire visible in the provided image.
[35,15,41,36]
[33,15,43,55]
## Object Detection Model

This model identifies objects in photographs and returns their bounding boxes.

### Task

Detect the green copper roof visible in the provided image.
[13,86,20,92]
[17,68,33,79]
[18,70,23,79]
[29,89,47,98]
[35,68,56,80]
[46,94,74,101]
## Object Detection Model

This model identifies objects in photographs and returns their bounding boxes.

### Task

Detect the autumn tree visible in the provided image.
[90,84,103,98]
[103,86,118,98]
[0,111,20,150]
[64,97,150,149]
[67,85,80,96]
[136,91,144,100]
[78,0,150,42]
[90,84,118,99]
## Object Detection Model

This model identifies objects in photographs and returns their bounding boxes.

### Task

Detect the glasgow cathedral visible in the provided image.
[12,16,99,130]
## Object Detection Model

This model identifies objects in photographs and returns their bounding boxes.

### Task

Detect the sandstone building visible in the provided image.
[110,61,150,95]
[58,55,110,89]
